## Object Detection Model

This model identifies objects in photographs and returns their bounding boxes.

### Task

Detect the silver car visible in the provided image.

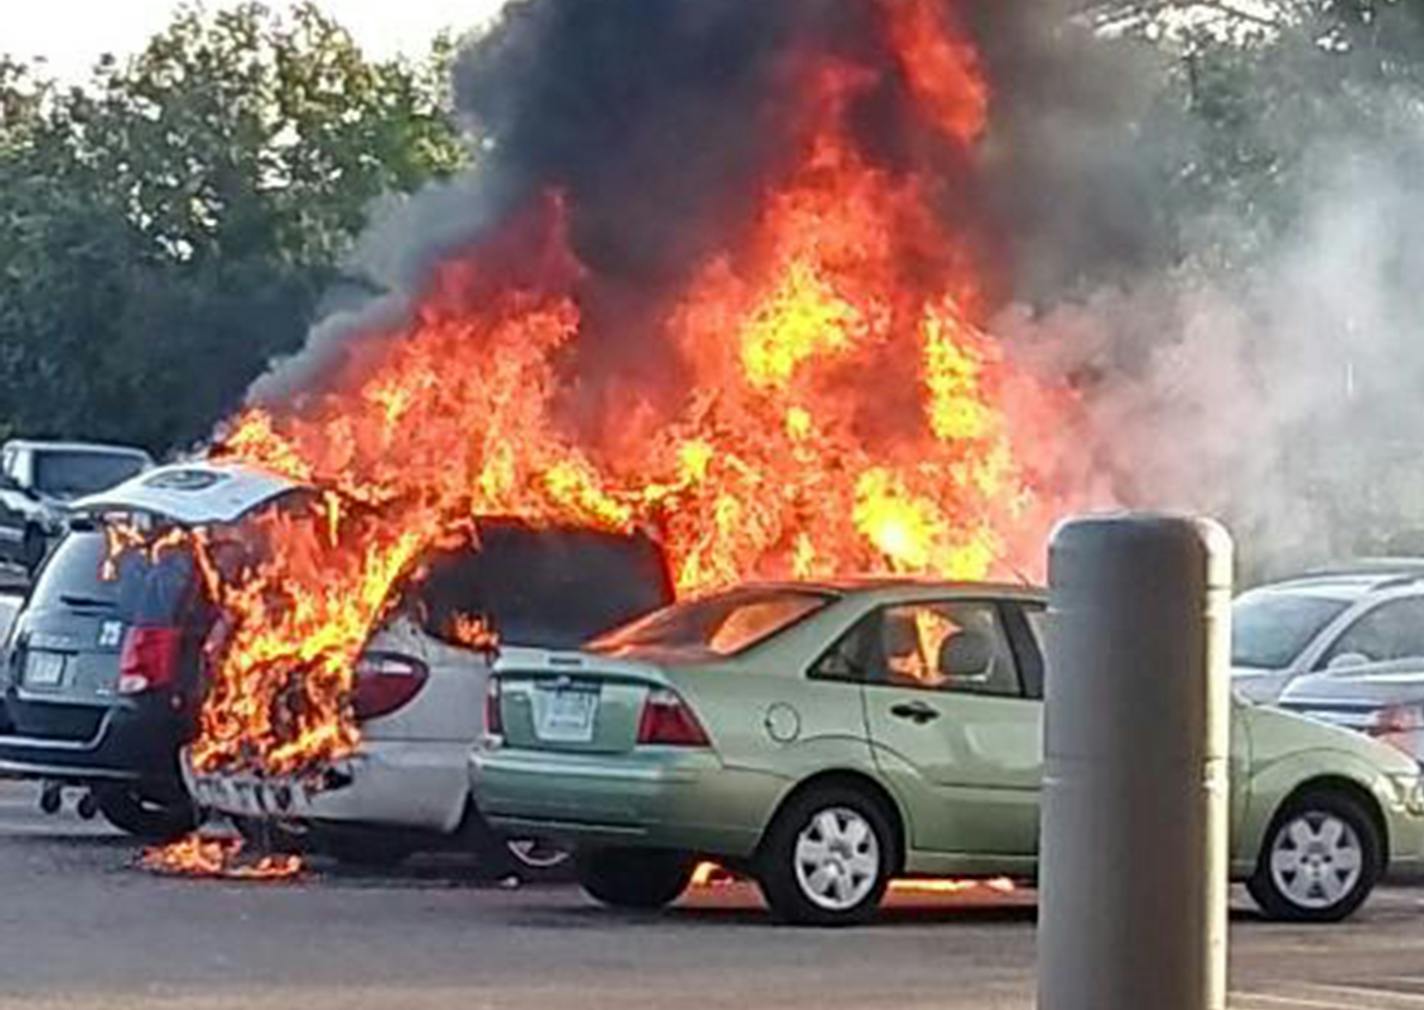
[1232,565,1424,704]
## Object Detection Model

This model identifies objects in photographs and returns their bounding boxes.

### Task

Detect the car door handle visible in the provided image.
[889,701,940,724]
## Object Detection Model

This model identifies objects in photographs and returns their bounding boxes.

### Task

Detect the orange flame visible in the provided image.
[141,834,303,880]
[168,0,1080,778]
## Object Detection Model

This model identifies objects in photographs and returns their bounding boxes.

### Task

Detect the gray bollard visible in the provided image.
[1039,514,1231,1010]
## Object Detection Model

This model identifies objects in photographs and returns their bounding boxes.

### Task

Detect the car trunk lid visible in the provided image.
[493,647,675,755]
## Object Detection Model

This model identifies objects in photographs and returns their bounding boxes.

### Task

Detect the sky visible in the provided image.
[3,0,512,82]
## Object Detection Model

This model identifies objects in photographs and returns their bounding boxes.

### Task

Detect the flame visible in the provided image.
[151,0,1081,779]
[141,834,303,880]
[449,613,500,653]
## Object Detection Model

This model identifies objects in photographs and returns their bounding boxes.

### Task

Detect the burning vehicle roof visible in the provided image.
[71,460,300,526]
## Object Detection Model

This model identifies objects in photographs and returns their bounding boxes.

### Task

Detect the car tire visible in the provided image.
[93,786,198,843]
[575,847,695,910]
[21,527,46,577]
[1247,789,1382,923]
[317,830,416,868]
[756,785,894,927]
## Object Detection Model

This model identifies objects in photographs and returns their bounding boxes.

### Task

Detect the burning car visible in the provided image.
[473,580,1424,925]
[0,460,283,839]
[186,519,673,869]
[70,460,674,869]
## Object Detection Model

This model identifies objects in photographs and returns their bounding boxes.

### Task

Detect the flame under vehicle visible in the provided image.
[473,581,1424,926]
[74,461,676,869]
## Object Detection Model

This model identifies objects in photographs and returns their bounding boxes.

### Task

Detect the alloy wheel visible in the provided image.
[793,806,881,912]
[1269,811,1364,910]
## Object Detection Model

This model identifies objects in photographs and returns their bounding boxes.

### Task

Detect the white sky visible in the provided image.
[3,0,512,82]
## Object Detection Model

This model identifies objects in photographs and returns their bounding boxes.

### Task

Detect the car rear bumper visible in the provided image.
[470,745,771,858]
[0,697,184,787]
[186,739,473,836]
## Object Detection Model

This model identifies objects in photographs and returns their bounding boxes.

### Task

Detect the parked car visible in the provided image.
[1232,565,1424,703]
[0,461,301,838]
[0,440,153,576]
[186,519,674,871]
[473,580,1424,925]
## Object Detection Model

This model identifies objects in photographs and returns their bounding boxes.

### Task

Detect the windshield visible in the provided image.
[33,451,147,499]
[1231,591,1351,670]
[590,587,834,657]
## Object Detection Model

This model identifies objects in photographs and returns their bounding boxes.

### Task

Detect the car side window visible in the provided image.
[869,601,1021,697]
[808,614,878,683]
[1319,596,1424,669]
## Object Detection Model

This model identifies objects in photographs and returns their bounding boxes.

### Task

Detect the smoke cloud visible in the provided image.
[252,0,1424,580]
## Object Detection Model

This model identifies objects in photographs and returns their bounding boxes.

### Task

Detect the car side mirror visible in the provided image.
[1327,652,1371,671]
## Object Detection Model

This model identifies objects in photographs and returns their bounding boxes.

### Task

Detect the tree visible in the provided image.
[0,3,465,452]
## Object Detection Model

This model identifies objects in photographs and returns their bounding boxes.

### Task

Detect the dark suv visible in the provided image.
[0,522,207,839]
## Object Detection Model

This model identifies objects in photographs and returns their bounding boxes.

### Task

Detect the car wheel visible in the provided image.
[21,527,46,577]
[1247,790,1382,923]
[317,830,416,868]
[756,786,893,926]
[93,786,198,843]
[575,847,695,910]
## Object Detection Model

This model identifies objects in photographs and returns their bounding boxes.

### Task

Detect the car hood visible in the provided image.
[1279,663,1424,709]
[1245,702,1418,777]
[70,460,301,526]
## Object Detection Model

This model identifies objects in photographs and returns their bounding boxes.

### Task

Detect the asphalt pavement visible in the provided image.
[1,780,1424,1009]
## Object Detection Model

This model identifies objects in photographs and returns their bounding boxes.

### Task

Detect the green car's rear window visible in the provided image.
[589,587,833,657]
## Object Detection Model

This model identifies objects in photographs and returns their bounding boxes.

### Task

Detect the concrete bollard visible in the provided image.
[1039,514,1232,1010]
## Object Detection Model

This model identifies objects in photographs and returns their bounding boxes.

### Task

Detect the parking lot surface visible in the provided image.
[1,782,1424,1009]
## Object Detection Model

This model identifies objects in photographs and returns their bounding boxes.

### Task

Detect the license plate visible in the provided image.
[25,651,66,687]
[535,687,599,743]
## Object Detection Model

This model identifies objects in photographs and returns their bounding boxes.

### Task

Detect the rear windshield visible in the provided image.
[404,523,673,649]
[32,451,146,498]
[589,587,833,657]
[30,529,195,625]
[1232,591,1351,670]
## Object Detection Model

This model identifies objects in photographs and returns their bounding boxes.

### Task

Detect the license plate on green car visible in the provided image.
[535,687,599,743]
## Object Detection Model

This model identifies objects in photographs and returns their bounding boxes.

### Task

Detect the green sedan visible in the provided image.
[472,580,1424,925]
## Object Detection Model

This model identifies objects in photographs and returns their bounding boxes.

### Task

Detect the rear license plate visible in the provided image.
[535,687,599,743]
[24,651,66,687]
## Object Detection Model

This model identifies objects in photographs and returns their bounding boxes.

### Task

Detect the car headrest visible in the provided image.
[938,630,993,680]
[882,614,921,657]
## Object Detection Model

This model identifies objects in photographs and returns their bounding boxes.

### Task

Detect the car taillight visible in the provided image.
[117,626,183,695]
[1369,704,1424,756]
[637,688,710,747]
[484,676,504,737]
[352,652,429,721]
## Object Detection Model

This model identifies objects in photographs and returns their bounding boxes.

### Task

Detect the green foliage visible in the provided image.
[0,2,465,452]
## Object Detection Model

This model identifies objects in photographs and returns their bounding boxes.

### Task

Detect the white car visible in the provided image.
[1232,564,1424,703]
[82,460,675,870]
